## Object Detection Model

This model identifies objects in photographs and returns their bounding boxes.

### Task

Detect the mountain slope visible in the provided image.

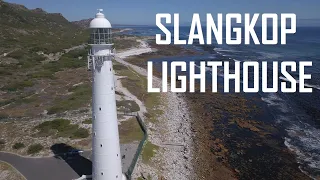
[0,0,89,54]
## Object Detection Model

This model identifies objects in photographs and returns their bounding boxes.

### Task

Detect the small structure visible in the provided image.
[87,9,126,180]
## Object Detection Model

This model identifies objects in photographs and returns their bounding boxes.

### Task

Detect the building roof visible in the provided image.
[89,9,112,28]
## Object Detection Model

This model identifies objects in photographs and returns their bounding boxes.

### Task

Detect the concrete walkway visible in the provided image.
[0,143,139,180]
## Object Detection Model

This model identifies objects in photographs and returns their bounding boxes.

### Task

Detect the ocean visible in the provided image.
[116,25,320,179]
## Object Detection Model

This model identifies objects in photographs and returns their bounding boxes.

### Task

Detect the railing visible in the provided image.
[124,112,148,180]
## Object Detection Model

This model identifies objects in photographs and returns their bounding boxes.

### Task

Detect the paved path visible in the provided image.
[0,143,139,180]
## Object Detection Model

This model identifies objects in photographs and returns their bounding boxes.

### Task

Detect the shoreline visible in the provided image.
[115,42,195,179]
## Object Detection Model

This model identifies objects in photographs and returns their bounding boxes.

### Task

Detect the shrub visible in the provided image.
[27,144,43,154]
[0,139,5,150]
[0,113,9,120]
[117,100,140,112]
[7,50,25,59]
[12,142,25,150]
[82,118,92,124]
[2,80,34,92]
[29,70,55,79]
[48,84,91,114]
[35,119,89,139]
[72,128,89,139]
[0,139,5,145]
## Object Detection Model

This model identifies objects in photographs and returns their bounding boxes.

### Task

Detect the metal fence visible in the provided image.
[125,113,148,179]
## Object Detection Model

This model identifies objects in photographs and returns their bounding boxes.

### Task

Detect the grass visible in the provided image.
[82,118,92,124]
[2,80,34,92]
[119,117,143,143]
[114,62,163,123]
[27,144,43,154]
[0,161,25,180]
[34,119,90,139]
[116,100,140,112]
[113,37,140,51]
[0,93,36,107]
[141,141,159,164]
[27,47,88,80]
[0,113,9,120]
[47,84,91,114]
[12,142,25,150]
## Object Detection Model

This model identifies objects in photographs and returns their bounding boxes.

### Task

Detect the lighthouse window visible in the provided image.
[90,28,112,44]
[100,144,103,147]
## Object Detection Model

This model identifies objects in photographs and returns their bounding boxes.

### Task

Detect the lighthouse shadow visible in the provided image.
[50,143,92,177]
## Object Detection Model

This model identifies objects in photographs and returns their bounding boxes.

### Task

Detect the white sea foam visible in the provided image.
[214,47,242,52]
[279,76,320,90]
[257,51,283,60]
[261,93,290,113]
[262,93,320,179]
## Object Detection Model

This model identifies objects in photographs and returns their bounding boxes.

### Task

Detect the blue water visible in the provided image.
[117,25,320,178]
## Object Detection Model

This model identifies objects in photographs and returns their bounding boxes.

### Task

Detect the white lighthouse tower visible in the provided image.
[88,9,126,180]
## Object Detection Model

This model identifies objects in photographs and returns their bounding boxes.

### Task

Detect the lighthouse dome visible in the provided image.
[89,10,112,28]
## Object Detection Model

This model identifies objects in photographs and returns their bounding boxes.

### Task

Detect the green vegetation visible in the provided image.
[117,100,140,112]
[2,80,34,92]
[12,142,25,150]
[0,139,5,150]
[113,38,139,51]
[114,62,163,122]
[47,84,91,114]
[27,144,43,154]
[0,93,35,107]
[119,117,143,143]
[0,1,89,54]
[34,119,89,139]
[73,128,90,138]
[82,118,92,124]
[141,141,159,163]
[113,64,128,71]
[0,113,8,120]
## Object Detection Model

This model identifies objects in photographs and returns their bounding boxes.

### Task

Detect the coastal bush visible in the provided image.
[0,139,5,150]
[0,113,9,120]
[0,139,5,145]
[72,128,89,139]
[48,84,91,114]
[114,62,162,123]
[141,141,159,163]
[113,64,127,71]
[116,100,140,112]
[35,119,89,139]
[2,80,34,92]
[113,38,140,51]
[119,117,143,143]
[82,118,92,124]
[63,48,87,59]
[29,70,55,79]
[27,144,43,154]
[7,50,25,59]
[12,142,25,150]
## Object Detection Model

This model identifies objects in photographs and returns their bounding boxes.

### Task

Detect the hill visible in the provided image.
[72,18,93,29]
[0,0,89,54]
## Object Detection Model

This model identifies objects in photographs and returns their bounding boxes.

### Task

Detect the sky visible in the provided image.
[5,0,320,25]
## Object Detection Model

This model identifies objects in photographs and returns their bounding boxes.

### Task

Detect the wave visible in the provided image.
[194,64,224,77]
[261,93,320,179]
[257,51,283,60]
[214,48,243,53]
[279,76,320,90]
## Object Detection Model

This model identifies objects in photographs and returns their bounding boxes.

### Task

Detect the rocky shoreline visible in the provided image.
[115,42,195,179]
